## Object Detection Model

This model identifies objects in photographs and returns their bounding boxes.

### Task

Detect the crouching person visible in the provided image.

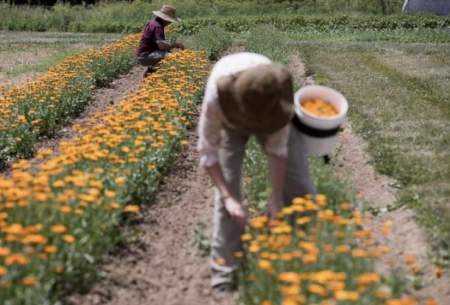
[136,4,185,76]
[197,52,316,298]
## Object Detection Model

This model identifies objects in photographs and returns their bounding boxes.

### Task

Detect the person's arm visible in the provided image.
[156,40,184,51]
[198,80,247,225]
[205,164,248,226]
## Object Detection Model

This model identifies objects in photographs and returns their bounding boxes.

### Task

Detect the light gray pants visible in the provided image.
[210,123,316,287]
[137,50,167,67]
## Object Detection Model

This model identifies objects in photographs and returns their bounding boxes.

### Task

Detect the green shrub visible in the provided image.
[246,24,290,63]
[191,25,231,60]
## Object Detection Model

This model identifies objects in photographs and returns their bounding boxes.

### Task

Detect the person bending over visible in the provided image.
[198,52,316,298]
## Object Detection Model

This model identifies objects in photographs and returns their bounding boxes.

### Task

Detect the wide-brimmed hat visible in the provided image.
[217,64,294,134]
[153,5,181,23]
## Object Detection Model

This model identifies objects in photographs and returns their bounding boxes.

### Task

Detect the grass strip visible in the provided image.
[0,50,208,305]
[298,42,450,265]
[0,34,138,168]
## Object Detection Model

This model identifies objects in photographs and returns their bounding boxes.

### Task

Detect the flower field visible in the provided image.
[0,50,208,304]
[239,195,440,305]
[0,34,139,168]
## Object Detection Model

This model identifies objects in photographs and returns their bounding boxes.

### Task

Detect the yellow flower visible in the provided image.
[22,234,47,245]
[296,217,311,225]
[308,283,328,296]
[5,254,29,266]
[352,249,368,258]
[316,194,327,206]
[123,205,140,213]
[63,234,76,243]
[0,247,11,256]
[357,272,380,286]
[335,290,360,301]
[44,246,58,254]
[115,177,126,185]
[0,266,7,276]
[279,272,301,284]
[50,225,67,234]
[425,298,440,305]
[234,251,244,258]
[241,233,252,242]
[258,259,272,273]
[22,276,37,286]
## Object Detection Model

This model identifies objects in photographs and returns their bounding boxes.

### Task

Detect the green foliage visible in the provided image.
[191,25,231,60]
[0,36,136,168]
[177,14,450,35]
[246,24,290,63]
[0,0,434,33]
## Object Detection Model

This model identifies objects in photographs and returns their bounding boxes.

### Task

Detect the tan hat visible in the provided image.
[153,5,181,23]
[217,64,294,134]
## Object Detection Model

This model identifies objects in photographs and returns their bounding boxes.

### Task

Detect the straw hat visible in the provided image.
[217,64,294,134]
[153,5,181,23]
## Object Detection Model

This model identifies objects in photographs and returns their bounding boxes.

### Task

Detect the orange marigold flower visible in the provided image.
[123,205,140,213]
[335,290,360,301]
[44,246,58,254]
[63,234,76,243]
[0,247,11,256]
[5,254,29,266]
[50,224,67,234]
[22,276,37,286]
[425,298,440,305]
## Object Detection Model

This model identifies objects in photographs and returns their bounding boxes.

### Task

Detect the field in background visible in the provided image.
[1,0,405,32]
[0,32,121,85]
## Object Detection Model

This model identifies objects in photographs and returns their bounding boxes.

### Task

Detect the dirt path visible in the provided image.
[69,127,221,305]
[289,52,449,304]
[34,65,146,153]
[334,125,450,304]
[1,65,145,175]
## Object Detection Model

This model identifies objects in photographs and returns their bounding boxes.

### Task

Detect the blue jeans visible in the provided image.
[137,50,167,67]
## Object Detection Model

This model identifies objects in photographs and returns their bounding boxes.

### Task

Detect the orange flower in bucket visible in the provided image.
[300,98,339,118]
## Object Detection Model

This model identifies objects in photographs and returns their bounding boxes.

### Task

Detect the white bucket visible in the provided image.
[293,85,348,156]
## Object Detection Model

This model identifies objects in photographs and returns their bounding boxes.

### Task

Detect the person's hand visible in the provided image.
[223,196,248,226]
[174,42,184,50]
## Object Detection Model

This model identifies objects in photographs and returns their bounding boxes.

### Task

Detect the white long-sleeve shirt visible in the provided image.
[198,52,290,168]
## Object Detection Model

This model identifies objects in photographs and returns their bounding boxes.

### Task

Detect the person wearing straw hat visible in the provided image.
[136,4,184,76]
[198,52,316,297]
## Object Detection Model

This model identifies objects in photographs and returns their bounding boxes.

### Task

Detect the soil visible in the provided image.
[334,125,450,304]
[68,128,229,305]
[35,65,145,152]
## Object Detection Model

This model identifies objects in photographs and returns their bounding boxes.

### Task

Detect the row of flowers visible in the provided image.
[239,194,440,305]
[0,34,140,168]
[0,50,209,304]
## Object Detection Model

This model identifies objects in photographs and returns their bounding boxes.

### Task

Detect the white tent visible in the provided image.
[402,0,450,15]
